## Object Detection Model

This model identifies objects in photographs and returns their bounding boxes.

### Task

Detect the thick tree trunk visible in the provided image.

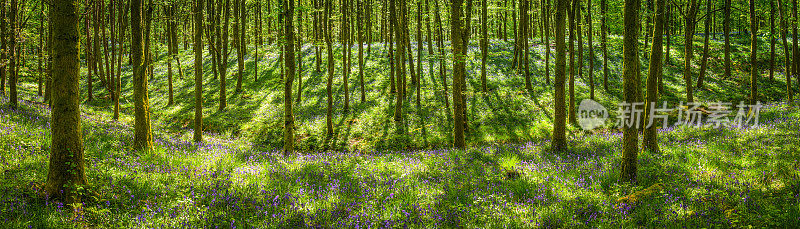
[451,0,467,148]
[45,0,88,203]
[621,0,640,183]
[553,0,568,151]
[132,0,153,151]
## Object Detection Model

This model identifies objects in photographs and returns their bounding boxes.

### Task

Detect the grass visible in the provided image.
[1,34,799,228]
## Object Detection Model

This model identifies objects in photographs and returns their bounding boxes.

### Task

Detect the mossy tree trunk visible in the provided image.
[8,0,18,109]
[749,0,757,105]
[45,0,88,203]
[132,0,153,151]
[643,0,665,152]
[283,0,296,154]
[552,0,568,151]
[621,0,640,183]
[193,0,204,143]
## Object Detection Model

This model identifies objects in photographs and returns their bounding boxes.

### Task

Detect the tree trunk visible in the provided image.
[392,0,404,122]
[568,0,577,124]
[621,0,640,183]
[451,0,467,148]
[283,0,296,154]
[696,0,712,89]
[643,0,665,152]
[587,0,594,99]
[236,0,246,92]
[325,0,334,137]
[683,0,699,103]
[193,0,204,143]
[132,0,153,151]
[344,0,351,112]
[0,0,5,97]
[769,1,775,81]
[85,0,93,102]
[601,0,608,91]
[749,0,758,105]
[723,0,731,79]
[359,0,366,102]
[544,0,551,85]
[553,0,568,151]
[8,0,18,109]
[434,0,449,110]
[45,0,88,204]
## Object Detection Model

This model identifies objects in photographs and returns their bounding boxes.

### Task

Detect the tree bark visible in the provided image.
[749,0,758,105]
[553,0,568,151]
[283,0,296,154]
[621,0,640,183]
[682,0,699,103]
[45,0,88,203]
[696,0,712,89]
[193,0,204,143]
[723,0,731,79]
[643,0,665,152]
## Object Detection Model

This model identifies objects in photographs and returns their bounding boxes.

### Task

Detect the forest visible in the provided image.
[1,0,799,227]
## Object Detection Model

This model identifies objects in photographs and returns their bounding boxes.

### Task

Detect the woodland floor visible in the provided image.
[1,35,799,228]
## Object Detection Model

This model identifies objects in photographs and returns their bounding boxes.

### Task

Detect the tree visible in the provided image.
[779,0,791,103]
[193,0,204,143]
[480,0,488,92]
[584,0,594,99]
[283,0,296,154]
[451,0,468,148]
[769,0,775,81]
[601,0,608,91]
[0,0,6,96]
[325,0,334,137]
[621,0,640,183]
[553,0,568,151]
[643,0,665,152]
[568,0,577,124]
[85,0,93,102]
[132,0,153,151]
[723,0,731,79]
[8,0,18,109]
[696,0,712,89]
[794,0,799,94]
[44,0,88,203]
[544,0,551,85]
[682,0,699,103]
[749,0,757,105]
[236,0,246,92]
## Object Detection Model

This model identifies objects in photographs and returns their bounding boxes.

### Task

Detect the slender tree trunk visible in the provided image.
[344,0,351,112]
[621,0,641,183]
[643,0,665,152]
[696,0,712,89]
[587,0,594,99]
[544,0,551,85]
[283,0,296,154]
[8,0,18,109]
[85,0,93,102]
[553,0,568,151]
[480,0,488,92]
[434,0,449,109]
[769,1,775,81]
[193,0,204,143]
[723,0,731,79]
[392,0,404,122]
[38,0,45,96]
[325,0,334,137]
[779,0,791,103]
[568,0,577,124]
[236,0,246,92]
[793,0,799,95]
[359,0,366,102]
[0,0,5,97]
[749,0,758,105]
[683,0,699,103]
[45,0,87,203]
